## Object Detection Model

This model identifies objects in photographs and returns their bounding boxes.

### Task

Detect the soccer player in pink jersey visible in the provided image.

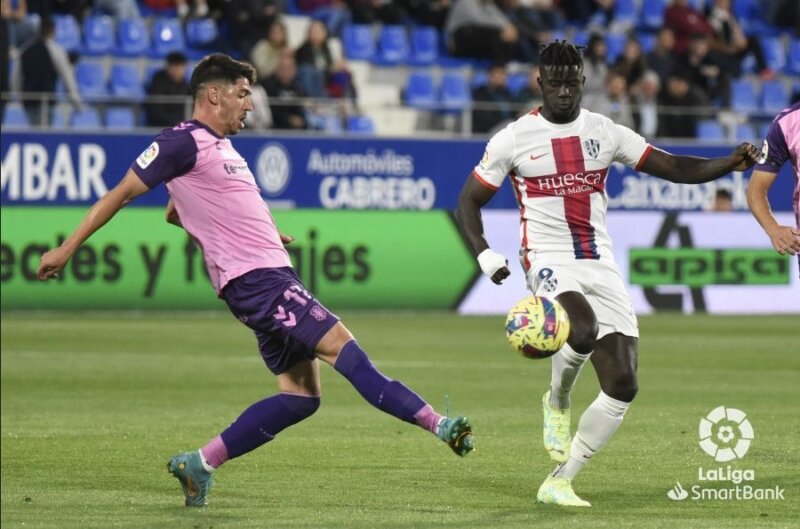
[456,41,760,507]
[37,54,474,507]
[747,102,800,274]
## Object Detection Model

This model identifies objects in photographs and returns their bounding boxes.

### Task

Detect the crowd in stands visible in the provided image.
[1,0,798,139]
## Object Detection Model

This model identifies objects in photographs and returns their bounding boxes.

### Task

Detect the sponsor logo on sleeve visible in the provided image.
[136,142,160,169]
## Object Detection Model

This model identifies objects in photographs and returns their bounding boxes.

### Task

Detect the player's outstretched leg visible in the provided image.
[327,336,474,457]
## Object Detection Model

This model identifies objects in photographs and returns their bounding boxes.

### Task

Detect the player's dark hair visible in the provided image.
[539,40,585,74]
[189,54,256,100]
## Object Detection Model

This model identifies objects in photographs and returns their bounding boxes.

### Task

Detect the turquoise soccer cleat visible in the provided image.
[167,451,214,507]
[437,416,474,457]
[536,475,591,507]
[542,390,571,462]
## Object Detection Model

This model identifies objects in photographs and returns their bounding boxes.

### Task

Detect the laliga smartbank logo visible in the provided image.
[666,407,785,502]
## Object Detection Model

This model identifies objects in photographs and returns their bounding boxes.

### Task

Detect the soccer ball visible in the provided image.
[505,296,570,359]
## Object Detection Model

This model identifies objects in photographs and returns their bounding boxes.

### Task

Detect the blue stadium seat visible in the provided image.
[440,72,471,111]
[51,105,71,128]
[605,33,627,63]
[186,18,218,47]
[759,122,771,139]
[470,70,488,89]
[70,107,102,129]
[375,25,410,65]
[409,26,438,66]
[760,37,785,71]
[152,18,186,57]
[731,79,759,113]
[2,103,29,127]
[347,115,375,134]
[761,80,788,112]
[572,30,590,48]
[735,123,756,142]
[319,114,343,134]
[613,0,637,27]
[696,120,726,141]
[83,15,114,55]
[637,32,657,54]
[75,61,108,101]
[109,62,145,100]
[640,0,665,30]
[117,18,150,56]
[54,14,81,53]
[105,107,137,129]
[787,38,800,75]
[507,72,529,95]
[405,72,436,108]
[342,25,376,61]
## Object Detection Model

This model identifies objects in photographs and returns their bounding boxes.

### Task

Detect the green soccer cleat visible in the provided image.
[437,416,474,457]
[167,451,214,507]
[542,390,571,463]
[536,475,591,507]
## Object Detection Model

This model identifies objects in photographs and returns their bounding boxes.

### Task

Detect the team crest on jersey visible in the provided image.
[136,142,159,169]
[479,149,490,170]
[584,138,600,159]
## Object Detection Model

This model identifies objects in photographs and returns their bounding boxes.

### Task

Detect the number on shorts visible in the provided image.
[283,285,312,306]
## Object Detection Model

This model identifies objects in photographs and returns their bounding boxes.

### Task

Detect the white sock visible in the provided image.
[549,343,591,409]
[199,449,215,473]
[552,391,630,480]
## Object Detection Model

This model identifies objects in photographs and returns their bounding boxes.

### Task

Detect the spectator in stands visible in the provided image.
[632,70,660,138]
[680,32,728,104]
[497,0,554,63]
[94,0,141,19]
[658,69,709,139]
[2,0,37,48]
[400,0,452,30]
[614,37,646,92]
[244,82,273,130]
[295,19,355,99]
[445,0,519,66]
[708,0,774,80]
[711,188,734,211]
[176,0,209,18]
[591,70,635,129]
[0,11,8,122]
[560,0,614,26]
[345,0,407,25]
[223,0,281,55]
[145,51,190,127]
[251,19,288,79]
[517,0,562,32]
[664,0,715,55]
[581,33,607,110]
[515,65,542,111]
[262,53,308,130]
[19,16,81,126]
[646,27,676,88]
[296,0,351,37]
[472,64,516,133]
[767,0,800,35]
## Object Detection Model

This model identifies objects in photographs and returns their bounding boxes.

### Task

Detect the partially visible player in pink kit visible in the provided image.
[747,102,800,274]
[36,54,474,508]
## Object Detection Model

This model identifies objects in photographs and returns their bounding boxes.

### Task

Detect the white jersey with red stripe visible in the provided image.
[474,107,652,269]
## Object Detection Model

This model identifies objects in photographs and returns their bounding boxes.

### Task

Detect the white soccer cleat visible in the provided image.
[542,390,571,462]
[536,475,591,507]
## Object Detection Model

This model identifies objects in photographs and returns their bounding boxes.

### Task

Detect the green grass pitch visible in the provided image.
[1,312,798,529]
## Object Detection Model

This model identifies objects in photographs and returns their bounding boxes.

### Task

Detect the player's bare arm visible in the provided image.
[455,175,510,285]
[37,169,150,280]
[746,169,800,256]
[640,142,761,184]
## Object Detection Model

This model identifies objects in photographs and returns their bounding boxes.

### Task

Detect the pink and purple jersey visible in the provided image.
[753,102,800,229]
[131,120,291,294]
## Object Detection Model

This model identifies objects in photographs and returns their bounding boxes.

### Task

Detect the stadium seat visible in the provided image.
[470,70,488,89]
[83,15,115,55]
[787,38,800,75]
[735,123,757,142]
[640,0,665,29]
[760,37,785,71]
[612,0,637,27]
[605,33,627,63]
[117,18,150,56]
[342,25,376,61]
[54,14,81,53]
[761,80,788,112]
[637,32,656,54]
[404,71,436,108]
[440,72,471,111]
[186,18,219,47]
[75,61,108,101]
[731,79,759,114]
[2,103,29,127]
[70,107,102,129]
[347,115,375,134]
[572,30,590,48]
[375,25,409,65]
[759,122,771,139]
[51,104,71,128]
[152,18,186,57]
[319,114,343,134]
[409,26,438,66]
[109,62,145,100]
[507,72,529,95]
[696,120,726,141]
[105,107,137,129]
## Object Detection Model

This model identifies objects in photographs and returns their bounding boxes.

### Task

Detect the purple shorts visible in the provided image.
[222,267,339,375]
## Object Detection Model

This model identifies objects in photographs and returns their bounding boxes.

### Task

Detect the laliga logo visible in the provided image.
[256,143,291,196]
[698,406,754,462]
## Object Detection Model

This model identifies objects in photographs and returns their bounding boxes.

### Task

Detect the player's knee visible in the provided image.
[605,374,638,403]
[280,393,321,419]
[567,317,599,355]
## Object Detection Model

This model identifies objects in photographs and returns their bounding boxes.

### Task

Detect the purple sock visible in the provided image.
[334,340,428,425]
[219,393,320,461]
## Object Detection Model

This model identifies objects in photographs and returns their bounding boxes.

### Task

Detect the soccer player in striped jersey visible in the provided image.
[456,41,760,507]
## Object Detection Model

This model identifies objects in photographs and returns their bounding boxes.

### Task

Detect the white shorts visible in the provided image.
[524,258,639,339]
